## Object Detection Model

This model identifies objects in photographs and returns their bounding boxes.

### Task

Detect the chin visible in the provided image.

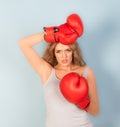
[61,63,71,66]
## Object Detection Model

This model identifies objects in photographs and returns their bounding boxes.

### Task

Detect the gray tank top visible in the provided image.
[43,67,93,127]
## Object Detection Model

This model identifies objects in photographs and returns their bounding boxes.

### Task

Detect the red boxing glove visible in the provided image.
[43,26,59,43]
[60,72,90,110]
[67,13,84,37]
[44,13,84,45]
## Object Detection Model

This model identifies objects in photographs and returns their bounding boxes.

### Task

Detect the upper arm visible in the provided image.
[19,45,52,83]
[87,68,98,101]
[87,67,100,115]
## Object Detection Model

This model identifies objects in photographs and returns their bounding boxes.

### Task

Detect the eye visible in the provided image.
[66,49,72,52]
[56,50,61,53]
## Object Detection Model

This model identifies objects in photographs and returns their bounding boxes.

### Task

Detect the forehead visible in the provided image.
[55,43,71,50]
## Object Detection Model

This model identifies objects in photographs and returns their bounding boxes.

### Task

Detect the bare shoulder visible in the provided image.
[87,67,96,80]
[74,65,89,76]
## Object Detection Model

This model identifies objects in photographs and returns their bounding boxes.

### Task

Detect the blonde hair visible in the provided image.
[42,42,86,67]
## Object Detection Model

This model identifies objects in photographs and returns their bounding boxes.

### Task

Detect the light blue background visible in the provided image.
[0,0,120,127]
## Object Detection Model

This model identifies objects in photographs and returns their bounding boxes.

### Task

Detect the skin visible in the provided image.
[19,32,100,116]
[55,43,73,68]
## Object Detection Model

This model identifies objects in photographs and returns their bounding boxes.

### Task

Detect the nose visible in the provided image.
[62,51,67,58]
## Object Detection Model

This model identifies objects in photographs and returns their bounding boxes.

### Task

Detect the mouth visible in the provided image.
[61,59,68,64]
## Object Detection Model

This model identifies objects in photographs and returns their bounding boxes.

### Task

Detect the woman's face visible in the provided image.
[55,43,73,66]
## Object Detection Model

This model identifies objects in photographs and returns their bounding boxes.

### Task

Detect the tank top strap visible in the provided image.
[82,66,89,79]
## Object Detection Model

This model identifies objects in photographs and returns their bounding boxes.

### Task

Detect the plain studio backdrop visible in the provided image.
[0,0,120,127]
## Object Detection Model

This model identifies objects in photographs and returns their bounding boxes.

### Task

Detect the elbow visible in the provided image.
[87,105,100,116]
[19,38,22,47]
[92,109,100,116]
[19,38,25,48]
[91,107,100,116]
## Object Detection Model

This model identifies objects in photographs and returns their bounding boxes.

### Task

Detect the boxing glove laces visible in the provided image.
[44,13,84,45]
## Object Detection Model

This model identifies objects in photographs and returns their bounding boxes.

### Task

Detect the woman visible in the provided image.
[19,32,100,127]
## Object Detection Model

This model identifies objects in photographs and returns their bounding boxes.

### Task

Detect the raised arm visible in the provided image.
[19,32,52,84]
[86,68,100,116]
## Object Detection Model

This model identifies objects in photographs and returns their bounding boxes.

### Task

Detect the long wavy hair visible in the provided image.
[42,42,86,67]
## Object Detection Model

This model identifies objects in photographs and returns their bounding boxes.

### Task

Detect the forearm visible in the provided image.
[19,32,45,48]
